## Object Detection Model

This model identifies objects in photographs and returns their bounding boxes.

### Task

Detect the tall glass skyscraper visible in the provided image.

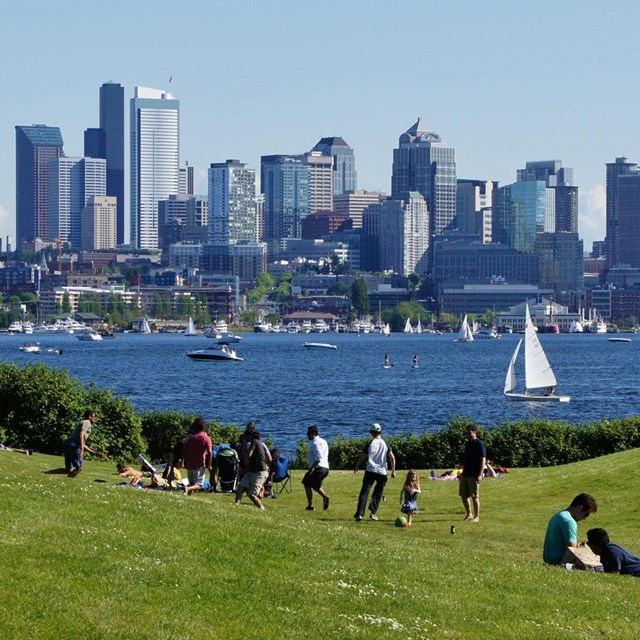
[208,160,258,246]
[100,83,125,245]
[606,156,638,269]
[312,137,357,196]
[15,125,64,244]
[130,86,179,249]
[391,118,456,242]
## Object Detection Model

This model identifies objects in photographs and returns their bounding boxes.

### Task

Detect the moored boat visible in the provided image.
[303,342,337,350]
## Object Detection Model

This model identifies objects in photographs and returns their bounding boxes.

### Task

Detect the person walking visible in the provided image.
[64,409,104,477]
[459,424,486,522]
[235,432,272,510]
[399,469,421,527]
[354,423,396,521]
[302,426,330,511]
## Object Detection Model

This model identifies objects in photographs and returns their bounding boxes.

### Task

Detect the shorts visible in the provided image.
[302,466,329,490]
[240,470,269,497]
[187,467,206,486]
[64,440,82,470]
[458,475,480,500]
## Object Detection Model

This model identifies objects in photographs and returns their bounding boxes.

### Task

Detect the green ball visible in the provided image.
[395,516,407,528]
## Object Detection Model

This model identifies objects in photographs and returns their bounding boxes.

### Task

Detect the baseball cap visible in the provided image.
[370,423,382,433]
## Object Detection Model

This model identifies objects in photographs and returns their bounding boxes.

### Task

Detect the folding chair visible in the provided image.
[271,455,292,495]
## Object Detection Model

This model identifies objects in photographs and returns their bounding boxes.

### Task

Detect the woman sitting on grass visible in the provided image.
[399,470,421,527]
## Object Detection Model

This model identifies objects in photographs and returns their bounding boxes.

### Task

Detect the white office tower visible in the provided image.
[81,196,117,250]
[130,86,179,249]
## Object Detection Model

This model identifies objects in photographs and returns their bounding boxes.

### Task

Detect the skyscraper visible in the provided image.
[261,155,309,255]
[517,160,578,233]
[312,136,357,196]
[208,159,258,246]
[49,157,106,248]
[391,118,456,242]
[100,83,125,244]
[616,172,640,268]
[130,86,179,249]
[606,156,638,269]
[297,151,333,214]
[15,125,64,244]
[81,196,117,250]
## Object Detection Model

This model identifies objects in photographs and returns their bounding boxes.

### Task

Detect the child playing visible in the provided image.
[116,462,145,486]
[399,469,421,527]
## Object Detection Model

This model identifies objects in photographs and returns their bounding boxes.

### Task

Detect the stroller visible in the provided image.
[216,447,240,493]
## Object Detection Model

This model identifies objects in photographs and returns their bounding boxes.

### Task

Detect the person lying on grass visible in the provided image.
[587,528,640,576]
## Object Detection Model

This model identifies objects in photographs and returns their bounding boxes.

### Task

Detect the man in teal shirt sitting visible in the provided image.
[543,493,598,565]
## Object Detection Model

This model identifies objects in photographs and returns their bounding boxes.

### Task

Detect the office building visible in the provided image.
[130,86,179,249]
[333,189,388,229]
[378,192,429,276]
[517,160,578,233]
[616,172,640,268]
[261,154,309,255]
[208,159,258,246]
[391,118,456,241]
[15,125,64,244]
[81,196,117,250]
[301,211,351,239]
[456,179,496,243]
[179,162,194,196]
[299,151,333,213]
[49,157,106,248]
[312,136,357,196]
[606,156,639,269]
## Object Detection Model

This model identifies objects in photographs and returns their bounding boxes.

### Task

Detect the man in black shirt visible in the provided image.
[459,425,486,522]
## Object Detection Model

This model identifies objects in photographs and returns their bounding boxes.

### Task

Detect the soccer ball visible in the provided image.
[395,516,407,528]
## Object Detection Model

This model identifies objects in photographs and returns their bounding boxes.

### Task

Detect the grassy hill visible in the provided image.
[1,449,639,639]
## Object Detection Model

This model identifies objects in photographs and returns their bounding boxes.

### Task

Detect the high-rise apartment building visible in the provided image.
[517,160,578,233]
[606,156,638,269]
[261,155,309,255]
[312,136,357,196]
[378,192,430,276]
[15,125,64,244]
[391,118,456,241]
[49,157,106,248]
[81,196,117,250]
[333,189,388,229]
[208,159,258,246]
[130,86,179,249]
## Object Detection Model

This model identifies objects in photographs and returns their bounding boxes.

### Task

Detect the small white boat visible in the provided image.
[608,337,632,343]
[19,341,41,353]
[303,342,337,350]
[474,327,501,340]
[41,346,64,355]
[455,315,474,342]
[186,346,243,361]
[184,317,199,337]
[403,318,414,334]
[504,304,569,402]
[216,333,242,345]
[76,330,103,341]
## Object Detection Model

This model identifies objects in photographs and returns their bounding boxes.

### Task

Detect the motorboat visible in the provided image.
[76,330,103,341]
[504,304,569,402]
[608,337,632,343]
[19,341,41,353]
[303,342,337,350]
[186,346,243,361]
[41,346,64,355]
[474,327,501,339]
[216,333,242,345]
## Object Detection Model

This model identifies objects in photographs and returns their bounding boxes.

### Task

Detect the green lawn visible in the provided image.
[1,450,639,639]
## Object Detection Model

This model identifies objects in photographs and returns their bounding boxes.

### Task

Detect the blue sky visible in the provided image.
[1,1,638,251]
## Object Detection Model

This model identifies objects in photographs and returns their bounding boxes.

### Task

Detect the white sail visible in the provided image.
[524,304,557,390]
[456,315,473,342]
[383,323,390,336]
[404,318,414,333]
[140,318,151,334]
[504,339,522,394]
[185,317,198,336]
[416,318,422,334]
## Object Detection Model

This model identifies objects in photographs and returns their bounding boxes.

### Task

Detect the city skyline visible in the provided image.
[2,2,640,252]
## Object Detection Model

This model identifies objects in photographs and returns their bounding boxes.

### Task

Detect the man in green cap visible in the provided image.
[353,423,396,521]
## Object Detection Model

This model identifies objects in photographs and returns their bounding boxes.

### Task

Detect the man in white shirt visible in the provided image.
[302,426,330,511]
[353,423,396,521]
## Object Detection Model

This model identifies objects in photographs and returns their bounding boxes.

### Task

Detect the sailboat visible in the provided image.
[184,317,198,336]
[454,315,474,342]
[504,304,570,402]
[139,318,152,334]
[383,323,391,337]
[416,318,422,334]
[403,318,414,334]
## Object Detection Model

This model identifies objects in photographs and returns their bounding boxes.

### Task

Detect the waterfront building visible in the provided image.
[391,118,456,243]
[606,156,638,269]
[49,157,106,248]
[81,196,117,250]
[208,159,258,246]
[312,136,357,196]
[456,179,496,243]
[378,192,429,276]
[15,125,64,245]
[333,189,388,229]
[130,86,180,250]
[495,298,578,332]
[442,283,553,316]
[517,160,578,233]
[261,154,309,256]
[616,172,640,268]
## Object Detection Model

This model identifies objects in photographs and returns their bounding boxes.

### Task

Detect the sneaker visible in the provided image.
[369,514,378,521]
[305,506,315,511]
[354,515,363,522]
[323,495,330,511]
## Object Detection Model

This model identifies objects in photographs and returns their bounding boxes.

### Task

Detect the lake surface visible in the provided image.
[2,331,638,453]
